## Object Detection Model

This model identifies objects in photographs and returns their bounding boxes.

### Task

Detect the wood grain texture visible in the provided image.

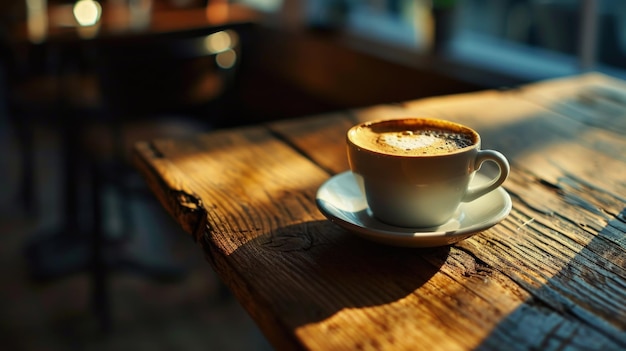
[134,73,626,350]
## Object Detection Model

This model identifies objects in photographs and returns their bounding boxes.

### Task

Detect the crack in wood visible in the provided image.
[451,245,494,274]
[538,178,563,192]
[262,230,314,252]
[265,127,336,176]
[146,141,164,159]
[168,188,207,243]
[173,189,203,211]
[615,211,626,224]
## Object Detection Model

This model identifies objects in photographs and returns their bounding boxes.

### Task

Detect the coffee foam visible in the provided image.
[378,130,473,155]
[352,123,475,156]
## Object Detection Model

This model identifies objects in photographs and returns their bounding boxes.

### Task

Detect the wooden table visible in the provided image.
[133,73,626,350]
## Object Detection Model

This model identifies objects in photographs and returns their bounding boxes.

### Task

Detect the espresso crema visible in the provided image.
[353,124,475,156]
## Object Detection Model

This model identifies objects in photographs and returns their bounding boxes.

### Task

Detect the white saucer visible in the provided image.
[316,171,512,248]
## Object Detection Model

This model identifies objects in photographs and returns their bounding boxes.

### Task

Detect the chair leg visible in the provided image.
[60,110,82,235]
[12,111,37,215]
[90,160,112,333]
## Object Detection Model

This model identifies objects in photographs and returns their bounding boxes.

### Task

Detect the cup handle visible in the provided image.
[463,150,510,202]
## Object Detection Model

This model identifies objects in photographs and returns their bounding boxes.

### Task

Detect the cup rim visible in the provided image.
[347,117,481,158]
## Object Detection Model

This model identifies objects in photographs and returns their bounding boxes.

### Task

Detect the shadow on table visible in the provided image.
[217,219,450,332]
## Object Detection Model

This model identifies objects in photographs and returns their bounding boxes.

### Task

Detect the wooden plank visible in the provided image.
[134,125,335,350]
[133,114,537,351]
[267,83,626,349]
[133,74,626,351]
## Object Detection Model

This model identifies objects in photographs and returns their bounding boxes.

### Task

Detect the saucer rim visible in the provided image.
[316,171,512,247]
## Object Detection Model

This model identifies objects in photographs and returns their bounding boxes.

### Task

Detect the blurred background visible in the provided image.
[1,0,624,349]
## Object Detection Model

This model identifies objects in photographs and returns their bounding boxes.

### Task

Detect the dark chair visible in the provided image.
[84,24,245,246]
[79,24,248,331]
[6,19,249,331]
[1,33,101,216]
[1,27,112,327]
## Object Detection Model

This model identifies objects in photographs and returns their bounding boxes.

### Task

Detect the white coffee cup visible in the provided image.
[347,117,510,228]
